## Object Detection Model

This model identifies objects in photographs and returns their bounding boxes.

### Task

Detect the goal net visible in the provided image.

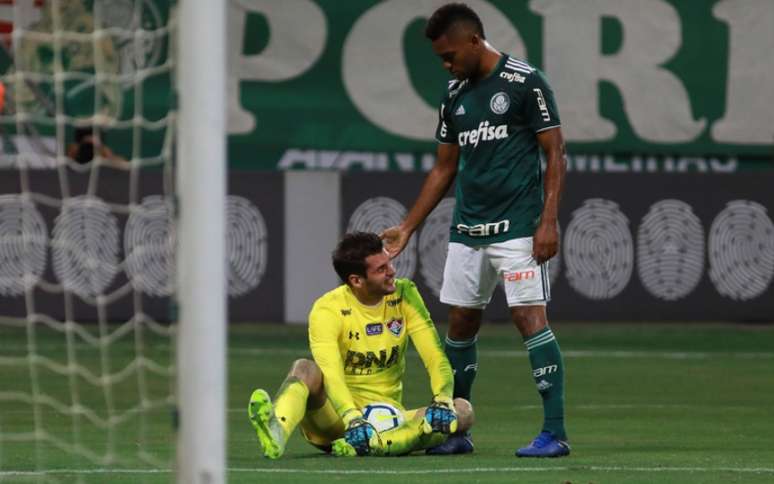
[0,0,184,479]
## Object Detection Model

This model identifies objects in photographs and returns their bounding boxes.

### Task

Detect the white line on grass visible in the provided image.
[231,348,774,359]
[2,465,774,478]
[226,402,764,414]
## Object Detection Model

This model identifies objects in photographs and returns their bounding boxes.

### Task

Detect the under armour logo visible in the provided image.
[349,331,360,340]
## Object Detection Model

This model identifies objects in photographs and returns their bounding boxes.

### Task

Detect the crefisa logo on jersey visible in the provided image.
[386,318,403,336]
[490,92,510,114]
[458,121,508,147]
[499,71,525,84]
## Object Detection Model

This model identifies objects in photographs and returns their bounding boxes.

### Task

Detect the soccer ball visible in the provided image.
[362,402,404,432]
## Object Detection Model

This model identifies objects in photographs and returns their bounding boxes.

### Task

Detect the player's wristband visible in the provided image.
[341,409,364,427]
[432,395,454,408]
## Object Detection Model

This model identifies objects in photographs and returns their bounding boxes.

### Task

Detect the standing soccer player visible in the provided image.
[382,3,569,457]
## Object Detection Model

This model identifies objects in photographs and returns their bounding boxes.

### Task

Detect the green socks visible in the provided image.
[524,327,566,441]
[445,335,478,401]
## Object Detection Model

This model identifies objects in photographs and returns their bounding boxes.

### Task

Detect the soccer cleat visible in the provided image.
[425,432,474,455]
[331,438,358,457]
[515,431,570,458]
[247,389,287,459]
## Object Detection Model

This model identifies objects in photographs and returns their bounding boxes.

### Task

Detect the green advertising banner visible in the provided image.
[233,0,774,171]
[1,1,772,172]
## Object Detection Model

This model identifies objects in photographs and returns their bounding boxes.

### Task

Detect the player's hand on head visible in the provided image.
[343,413,379,456]
[532,220,559,265]
[423,396,458,434]
[380,225,409,259]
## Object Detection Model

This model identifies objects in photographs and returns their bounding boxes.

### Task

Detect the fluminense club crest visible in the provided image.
[386,318,403,336]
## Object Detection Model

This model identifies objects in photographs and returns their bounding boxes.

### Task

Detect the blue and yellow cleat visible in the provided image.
[425,432,474,455]
[515,431,570,458]
[247,389,287,459]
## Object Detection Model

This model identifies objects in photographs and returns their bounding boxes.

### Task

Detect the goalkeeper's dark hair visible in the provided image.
[425,3,485,41]
[332,232,385,284]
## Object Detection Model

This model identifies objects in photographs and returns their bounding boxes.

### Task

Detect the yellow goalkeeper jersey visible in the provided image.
[308,278,453,419]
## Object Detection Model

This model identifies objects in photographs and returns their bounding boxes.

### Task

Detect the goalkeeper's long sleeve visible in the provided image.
[403,282,454,401]
[308,306,359,419]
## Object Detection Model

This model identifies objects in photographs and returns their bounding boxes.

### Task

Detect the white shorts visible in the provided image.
[439,237,551,308]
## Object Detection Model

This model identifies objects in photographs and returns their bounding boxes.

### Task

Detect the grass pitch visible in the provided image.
[1,321,773,483]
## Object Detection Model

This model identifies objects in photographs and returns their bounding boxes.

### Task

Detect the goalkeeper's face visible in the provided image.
[362,250,397,297]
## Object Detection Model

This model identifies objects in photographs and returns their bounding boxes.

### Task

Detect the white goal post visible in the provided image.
[0,0,226,480]
[176,0,227,483]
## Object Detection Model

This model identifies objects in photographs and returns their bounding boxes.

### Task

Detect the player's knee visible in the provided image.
[289,359,323,392]
[509,305,547,337]
[453,398,475,432]
[448,306,482,340]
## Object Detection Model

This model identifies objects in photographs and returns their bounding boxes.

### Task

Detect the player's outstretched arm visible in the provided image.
[533,127,566,264]
[381,143,459,258]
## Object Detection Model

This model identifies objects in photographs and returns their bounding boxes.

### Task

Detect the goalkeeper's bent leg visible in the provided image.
[250,358,329,458]
[272,376,310,437]
[299,397,346,452]
[373,400,475,456]
[373,415,445,456]
[273,358,327,437]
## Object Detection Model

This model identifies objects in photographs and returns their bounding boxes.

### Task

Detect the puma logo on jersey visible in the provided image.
[458,121,508,147]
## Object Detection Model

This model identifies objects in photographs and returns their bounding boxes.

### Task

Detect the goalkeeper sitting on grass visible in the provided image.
[248,232,474,457]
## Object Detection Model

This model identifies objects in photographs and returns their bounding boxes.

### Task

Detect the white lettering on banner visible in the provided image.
[227,0,326,134]
[563,155,738,173]
[235,1,774,147]
[278,149,416,171]
[342,0,526,141]
[711,0,774,144]
[279,150,740,173]
[530,0,705,143]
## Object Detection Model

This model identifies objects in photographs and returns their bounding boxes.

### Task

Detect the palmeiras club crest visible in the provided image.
[490,91,510,114]
[386,318,403,337]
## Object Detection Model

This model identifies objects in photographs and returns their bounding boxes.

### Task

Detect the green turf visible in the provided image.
[1,322,773,483]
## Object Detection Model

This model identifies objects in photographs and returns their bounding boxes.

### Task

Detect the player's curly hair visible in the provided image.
[332,232,385,284]
[425,2,485,41]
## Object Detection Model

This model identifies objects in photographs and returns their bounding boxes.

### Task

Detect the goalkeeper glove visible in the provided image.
[423,396,458,434]
[342,411,379,456]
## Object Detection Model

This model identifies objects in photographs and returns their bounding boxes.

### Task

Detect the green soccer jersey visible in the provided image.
[434,54,561,246]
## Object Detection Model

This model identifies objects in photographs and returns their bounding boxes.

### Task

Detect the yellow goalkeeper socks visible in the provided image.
[273,377,310,436]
